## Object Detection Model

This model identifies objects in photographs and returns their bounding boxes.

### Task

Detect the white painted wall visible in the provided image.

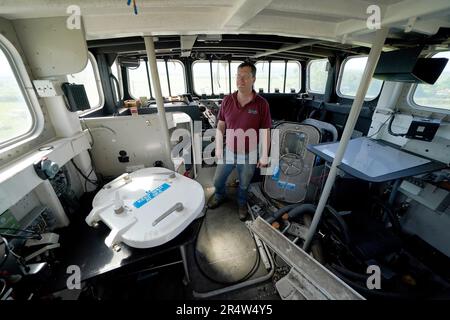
[0,17,56,168]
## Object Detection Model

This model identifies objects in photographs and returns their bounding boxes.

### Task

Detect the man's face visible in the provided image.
[236,66,255,91]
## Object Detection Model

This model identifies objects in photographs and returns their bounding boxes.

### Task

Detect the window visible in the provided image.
[67,52,103,109]
[285,61,301,93]
[128,60,150,99]
[193,61,212,95]
[192,60,300,95]
[154,61,170,97]
[255,61,301,93]
[193,61,243,96]
[411,51,450,111]
[270,61,285,93]
[165,60,186,96]
[212,61,230,95]
[337,56,383,100]
[129,59,186,98]
[0,43,34,145]
[307,59,328,94]
[255,61,269,93]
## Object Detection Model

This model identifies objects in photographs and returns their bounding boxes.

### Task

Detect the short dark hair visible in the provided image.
[238,61,256,77]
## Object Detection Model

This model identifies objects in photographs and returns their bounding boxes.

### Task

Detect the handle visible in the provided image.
[152,202,183,226]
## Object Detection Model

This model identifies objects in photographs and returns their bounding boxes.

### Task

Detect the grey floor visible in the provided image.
[182,185,277,298]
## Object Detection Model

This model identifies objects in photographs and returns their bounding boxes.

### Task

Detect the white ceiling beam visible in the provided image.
[268,0,372,20]
[0,0,232,19]
[242,14,337,42]
[222,0,273,29]
[335,0,450,37]
[83,12,225,39]
[180,35,197,57]
[252,39,321,58]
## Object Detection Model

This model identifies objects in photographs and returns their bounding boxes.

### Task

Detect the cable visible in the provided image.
[0,228,42,240]
[0,278,6,297]
[0,235,28,273]
[388,112,408,137]
[84,167,95,191]
[70,159,98,187]
[367,113,394,138]
[0,236,9,270]
[81,119,95,147]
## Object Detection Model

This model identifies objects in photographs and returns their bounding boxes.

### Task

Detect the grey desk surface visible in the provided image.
[308,137,446,182]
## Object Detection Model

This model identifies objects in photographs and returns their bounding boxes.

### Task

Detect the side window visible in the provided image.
[307,59,328,94]
[0,42,34,145]
[67,52,103,109]
[254,61,269,93]
[193,61,212,96]
[337,56,383,100]
[411,51,450,111]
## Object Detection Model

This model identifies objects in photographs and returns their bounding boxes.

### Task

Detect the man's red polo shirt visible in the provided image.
[218,90,272,154]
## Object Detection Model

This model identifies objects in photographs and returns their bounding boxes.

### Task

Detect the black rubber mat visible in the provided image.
[186,193,271,296]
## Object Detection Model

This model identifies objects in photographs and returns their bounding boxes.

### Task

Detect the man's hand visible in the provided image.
[257,156,269,168]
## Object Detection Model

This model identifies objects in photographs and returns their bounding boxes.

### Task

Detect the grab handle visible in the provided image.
[152,202,184,226]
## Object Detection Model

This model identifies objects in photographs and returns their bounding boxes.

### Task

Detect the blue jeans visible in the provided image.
[213,151,257,207]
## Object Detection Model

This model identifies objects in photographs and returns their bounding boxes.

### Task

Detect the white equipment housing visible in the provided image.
[85,167,205,249]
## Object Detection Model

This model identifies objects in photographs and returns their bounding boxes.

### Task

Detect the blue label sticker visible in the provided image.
[271,166,280,181]
[277,180,296,190]
[133,183,171,208]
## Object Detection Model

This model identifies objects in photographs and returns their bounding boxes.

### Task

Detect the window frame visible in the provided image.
[0,34,43,151]
[284,60,302,94]
[336,55,383,101]
[254,60,302,94]
[127,58,151,100]
[407,51,450,115]
[111,58,124,100]
[211,60,232,96]
[192,60,214,96]
[268,60,286,93]
[70,51,104,116]
[164,59,187,97]
[306,58,328,94]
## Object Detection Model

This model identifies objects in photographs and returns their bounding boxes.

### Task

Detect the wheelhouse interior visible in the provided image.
[1,0,450,300]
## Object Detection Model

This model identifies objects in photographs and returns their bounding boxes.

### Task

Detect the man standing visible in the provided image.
[207,62,272,220]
